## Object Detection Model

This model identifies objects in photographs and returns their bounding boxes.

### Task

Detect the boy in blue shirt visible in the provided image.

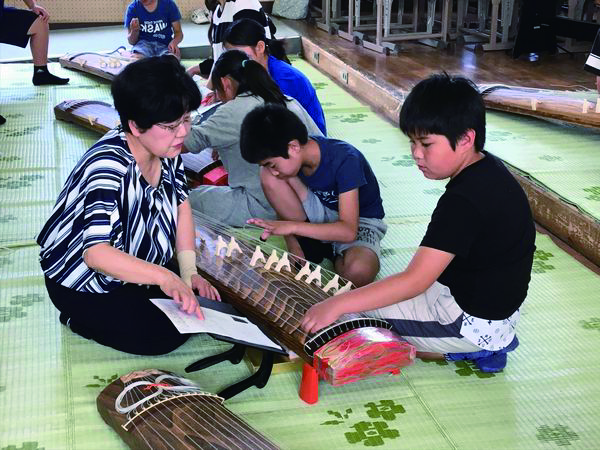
[301,74,536,373]
[125,0,183,58]
[240,103,387,288]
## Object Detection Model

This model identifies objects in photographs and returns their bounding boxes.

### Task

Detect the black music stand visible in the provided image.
[184,299,286,400]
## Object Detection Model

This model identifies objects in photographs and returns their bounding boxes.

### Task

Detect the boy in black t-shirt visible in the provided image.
[301,74,535,373]
[240,103,387,288]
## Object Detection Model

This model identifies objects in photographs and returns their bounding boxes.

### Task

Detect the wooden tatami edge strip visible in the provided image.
[515,173,600,267]
[300,35,600,268]
[301,37,404,124]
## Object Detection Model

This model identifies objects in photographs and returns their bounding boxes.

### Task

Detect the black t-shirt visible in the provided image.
[420,151,535,320]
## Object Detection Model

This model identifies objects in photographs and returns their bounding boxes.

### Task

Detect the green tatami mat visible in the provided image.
[0,65,107,245]
[3,232,599,449]
[485,110,600,220]
[2,60,600,449]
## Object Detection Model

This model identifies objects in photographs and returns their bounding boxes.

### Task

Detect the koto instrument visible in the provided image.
[54,98,221,137]
[192,212,415,387]
[59,46,137,80]
[54,99,119,134]
[97,369,280,450]
[54,99,224,187]
[480,84,600,130]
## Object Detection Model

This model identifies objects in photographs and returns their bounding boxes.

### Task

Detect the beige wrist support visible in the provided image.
[177,249,198,288]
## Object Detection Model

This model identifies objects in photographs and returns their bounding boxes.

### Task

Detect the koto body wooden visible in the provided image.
[54,100,221,185]
[481,85,600,130]
[192,212,395,364]
[53,98,221,138]
[97,369,279,450]
[54,99,119,134]
[59,47,137,81]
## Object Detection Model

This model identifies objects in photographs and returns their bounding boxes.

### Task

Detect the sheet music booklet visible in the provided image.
[150,297,285,354]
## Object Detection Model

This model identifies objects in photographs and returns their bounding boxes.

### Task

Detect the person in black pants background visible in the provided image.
[0,0,69,124]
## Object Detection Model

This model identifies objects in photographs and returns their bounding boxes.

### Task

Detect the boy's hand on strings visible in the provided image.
[160,272,204,319]
[246,218,296,241]
[190,274,220,301]
[301,298,342,334]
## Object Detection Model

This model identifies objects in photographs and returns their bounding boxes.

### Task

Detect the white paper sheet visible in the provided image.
[150,298,283,351]
[181,149,214,172]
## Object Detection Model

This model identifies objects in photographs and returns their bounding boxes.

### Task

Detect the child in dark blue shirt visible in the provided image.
[125,0,183,58]
[240,103,386,287]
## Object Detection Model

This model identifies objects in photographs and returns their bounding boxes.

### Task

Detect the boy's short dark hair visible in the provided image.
[240,103,308,164]
[399,73,486,152]
[111,55,201,133]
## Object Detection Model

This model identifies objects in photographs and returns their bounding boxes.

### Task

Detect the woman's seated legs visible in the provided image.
[45,277,188,355]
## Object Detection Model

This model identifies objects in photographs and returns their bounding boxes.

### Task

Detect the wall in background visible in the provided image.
[4,0,206,23]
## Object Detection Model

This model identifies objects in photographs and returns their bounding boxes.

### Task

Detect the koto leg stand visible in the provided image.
[186,343,275,400]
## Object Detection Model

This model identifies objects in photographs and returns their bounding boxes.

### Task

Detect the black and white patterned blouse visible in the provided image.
[37,129,189,293]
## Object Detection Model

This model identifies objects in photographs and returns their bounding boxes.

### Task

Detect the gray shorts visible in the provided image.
[363,280,521,355]
[302,189,387,259]
[364,281,484,354]
[132,40,170,57]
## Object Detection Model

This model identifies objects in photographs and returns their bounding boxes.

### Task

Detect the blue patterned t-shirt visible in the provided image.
[124,0,181,46]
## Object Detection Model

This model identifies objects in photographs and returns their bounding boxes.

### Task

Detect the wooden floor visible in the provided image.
[285,19,596,108]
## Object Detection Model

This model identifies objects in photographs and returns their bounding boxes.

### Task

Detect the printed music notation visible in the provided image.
[150,297,284,352]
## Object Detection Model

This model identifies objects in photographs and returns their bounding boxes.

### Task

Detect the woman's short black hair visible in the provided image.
[399,73,486,152]
[240,103,308,164]
[111,55,201,133]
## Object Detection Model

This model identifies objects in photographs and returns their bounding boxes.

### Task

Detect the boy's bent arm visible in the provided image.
[171,21,183,45]
[335,188,360,241]
[249,189,360,242]
[292,188,358,242]
[301,246,455,333]
[127,23,140,45]
[168,21,183,58]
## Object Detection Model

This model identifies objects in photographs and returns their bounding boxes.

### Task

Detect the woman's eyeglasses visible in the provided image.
[155,115,192,133]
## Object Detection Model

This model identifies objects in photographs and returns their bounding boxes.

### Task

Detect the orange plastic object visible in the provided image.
[203,166,228,186]
[298,363,319,404]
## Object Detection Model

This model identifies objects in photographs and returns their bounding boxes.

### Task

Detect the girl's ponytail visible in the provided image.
[239,59,287,104]
[211,50,287,105]
[266,38,290,64]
